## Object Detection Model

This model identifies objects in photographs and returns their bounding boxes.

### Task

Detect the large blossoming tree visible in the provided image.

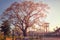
[0,1,49,36]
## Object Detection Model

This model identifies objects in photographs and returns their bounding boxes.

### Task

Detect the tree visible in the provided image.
[42,23,49,32]
[1,20,10,40]
[0,1,49,36]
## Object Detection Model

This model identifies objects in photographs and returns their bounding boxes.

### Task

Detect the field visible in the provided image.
[42,37,60,40]
[5,37,60,40]
[0,36,60,40]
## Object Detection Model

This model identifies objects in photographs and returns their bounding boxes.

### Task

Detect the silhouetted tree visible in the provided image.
[1,20,10,40]
[0,1,49,36]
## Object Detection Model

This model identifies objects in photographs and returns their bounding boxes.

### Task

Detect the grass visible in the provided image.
[0,35,60,40]
[0,36,43,40]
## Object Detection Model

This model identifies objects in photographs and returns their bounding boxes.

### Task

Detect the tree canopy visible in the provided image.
[0,1,49,36]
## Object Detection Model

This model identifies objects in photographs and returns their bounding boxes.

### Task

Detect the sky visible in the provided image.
[0,0,60,31]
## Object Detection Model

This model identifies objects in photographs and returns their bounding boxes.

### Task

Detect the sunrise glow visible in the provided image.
[0,0,60,32]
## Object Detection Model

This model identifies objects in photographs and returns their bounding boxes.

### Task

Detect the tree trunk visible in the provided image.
[4,35,6,40]
[23,30,27,37]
